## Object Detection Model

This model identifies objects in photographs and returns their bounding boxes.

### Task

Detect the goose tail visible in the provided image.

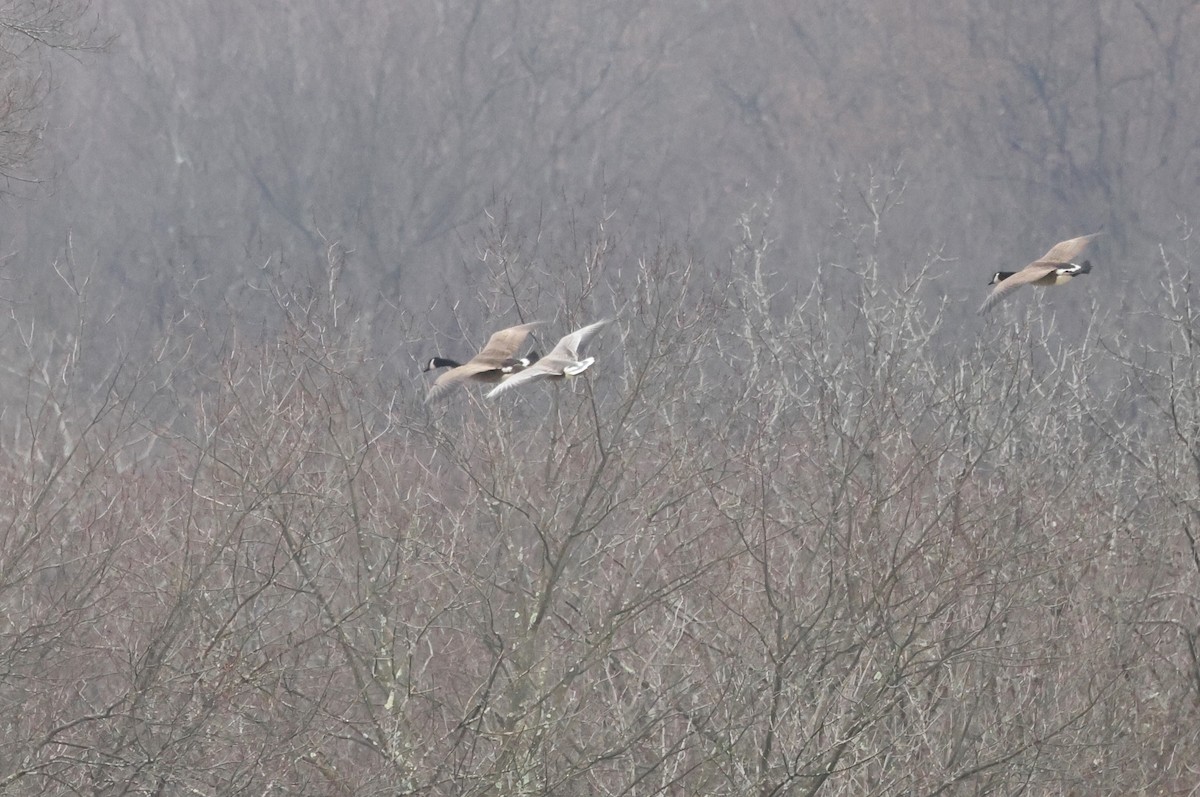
[563,357,596,376]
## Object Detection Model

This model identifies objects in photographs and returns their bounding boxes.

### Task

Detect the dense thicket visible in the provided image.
[2,207,1197,794]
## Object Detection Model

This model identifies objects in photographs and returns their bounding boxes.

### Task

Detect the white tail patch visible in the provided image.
[563,357,595,376]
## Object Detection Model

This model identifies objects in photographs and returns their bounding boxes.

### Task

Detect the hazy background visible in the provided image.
[9,0,1198,353]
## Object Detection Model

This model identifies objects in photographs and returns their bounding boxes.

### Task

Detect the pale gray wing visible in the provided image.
[1039,233,1099,265]
[978,263,1058,314]
[550,318,613,359]
[484,362,555,398]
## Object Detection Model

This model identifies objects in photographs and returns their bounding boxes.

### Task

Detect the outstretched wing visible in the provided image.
[1039,233,1099,265]
[977,263,1058,314]
[476,322,541,362]
[484,362,555,398]
[548,318,613,360]
[424,361,503,403]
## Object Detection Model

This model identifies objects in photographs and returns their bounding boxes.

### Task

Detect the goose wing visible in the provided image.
[1038,233,1099,265]
[424,361,503,403]
[475,322,541,365]
[483,360,558,397]
[978,263,1059,314]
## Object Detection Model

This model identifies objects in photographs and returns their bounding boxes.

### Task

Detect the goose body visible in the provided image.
[486,319,612,398]
[423,353,539,376]
[423,322,541,403]
[979,233,1099,314]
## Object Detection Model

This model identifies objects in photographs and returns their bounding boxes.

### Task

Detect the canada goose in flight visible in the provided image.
[978,233,1099,314]
[423,322,541,403]
[486,318,613,398]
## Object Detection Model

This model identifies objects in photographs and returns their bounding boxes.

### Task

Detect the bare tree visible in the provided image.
[5,171,1200,794]
[0,0,103,187]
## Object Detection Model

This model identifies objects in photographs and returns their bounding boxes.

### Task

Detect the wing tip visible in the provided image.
[423,383,451,404]
[978,290,1002,315]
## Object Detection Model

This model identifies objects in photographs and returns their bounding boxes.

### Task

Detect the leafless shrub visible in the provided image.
[3,202,1199,794]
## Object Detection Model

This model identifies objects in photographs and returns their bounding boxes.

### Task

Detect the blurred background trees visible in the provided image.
[3,0,1200,793]
[12,0,1200,334]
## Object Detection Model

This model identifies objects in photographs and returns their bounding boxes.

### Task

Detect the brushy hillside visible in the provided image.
[2,207,1197,795]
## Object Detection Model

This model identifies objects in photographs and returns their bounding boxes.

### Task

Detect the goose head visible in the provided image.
[423,356,462,372]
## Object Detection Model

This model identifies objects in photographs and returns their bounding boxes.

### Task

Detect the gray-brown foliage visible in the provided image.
[2,203,1198,795]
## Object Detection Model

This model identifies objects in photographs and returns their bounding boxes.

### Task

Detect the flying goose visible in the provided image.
[978,233,1099,314]
[486,318,612,398]
[423,321,541,403]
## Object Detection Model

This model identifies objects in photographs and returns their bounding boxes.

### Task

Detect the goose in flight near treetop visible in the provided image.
[423,321,541,403]
[979,233,1099,314]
